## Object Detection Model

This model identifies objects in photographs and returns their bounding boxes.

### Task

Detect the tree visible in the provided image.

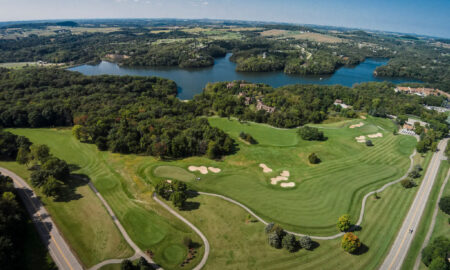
[341,232,361,253]
[72,125,89,142]
[297,126,325,141]
[421,237,450,267]
[267,232,282,249]
[438,196,450,215]
[206,140,220,159]
[265,222,275,234]
[30,144,50,163]
[428,257,448,270]
[282,233,297,252]
[408,169,420,179]
[308,153,320,164]
[366,140,374,147]
[41,176,61,198]
[299,236,313,250]
[401,178,416,188]
[337,214,352,232]
[42,157,70,180]
[30,170,49,187]
[416,141,427,153]
[16,147,31,167]
[171,191,187,209]
[137,257,151,270]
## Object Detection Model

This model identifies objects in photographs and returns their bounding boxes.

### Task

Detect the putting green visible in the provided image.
[153,166,196,182]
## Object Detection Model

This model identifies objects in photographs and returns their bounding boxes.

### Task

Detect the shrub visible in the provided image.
[297,126,325,141]
[337,214,352,232]
[366,140,374,146]
[281,233,297,252]
[341,232,361,253]
[299,236,313,250]
[408,169,421,179]
[400,178,416,188]
[265,222,275,234]
[308,153,321,164]
[438,196,450,215]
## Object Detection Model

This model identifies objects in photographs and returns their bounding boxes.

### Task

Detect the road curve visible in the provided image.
[0,167,84,270]
[413,161,450,269]
[199,146,418,240]
[380,138,448,270]
[153,193,210,270]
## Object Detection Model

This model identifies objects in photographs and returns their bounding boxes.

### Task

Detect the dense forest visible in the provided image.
[0,68,234,159]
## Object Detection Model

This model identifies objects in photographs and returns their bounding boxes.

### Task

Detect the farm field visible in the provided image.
[4,128,204,270]
[401,162,449,270]
[142,116,417,235]
[260,29,345,43]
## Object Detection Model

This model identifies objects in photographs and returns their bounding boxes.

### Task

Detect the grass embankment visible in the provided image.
[5,129,204,270]
[0,160,133,268]
[142,116,417,236]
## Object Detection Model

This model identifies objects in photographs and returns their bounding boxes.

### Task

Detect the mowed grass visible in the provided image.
[402,161,449,270]
[170,156,431,270]
[7,128,203,270]
[142,116,417,235]
[0,161,133,267]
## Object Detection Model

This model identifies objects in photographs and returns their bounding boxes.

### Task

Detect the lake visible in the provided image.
[69,54,415,100]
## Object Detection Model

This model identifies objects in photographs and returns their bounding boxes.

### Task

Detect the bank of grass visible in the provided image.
[401,161,449,270]
[6,128,203,270]
[141,116,417,236]
[0,161,134,268]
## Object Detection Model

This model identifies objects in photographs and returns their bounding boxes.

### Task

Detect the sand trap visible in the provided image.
[368,132,383,138]
[166,180,172,183]
[188,166,208,174]
[355,135,366,143]
[208,167,221,173]
[271,176,289,185]
[280,170,290,177]
[360,115,367,119]
[280,182,296,188]
[349,122,364,128]
[259,163,273,173]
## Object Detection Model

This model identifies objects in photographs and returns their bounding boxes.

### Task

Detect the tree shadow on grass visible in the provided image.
[181,201,200,211]
[352,243,369,255]
[186,190,200,199]
[306,241,320,251]
[53,173,89,202]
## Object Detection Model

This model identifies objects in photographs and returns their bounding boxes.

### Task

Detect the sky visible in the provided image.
[0,0,449,38]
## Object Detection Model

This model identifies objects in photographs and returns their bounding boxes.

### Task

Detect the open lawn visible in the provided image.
[5,128,204,270]
[141,116,417,236]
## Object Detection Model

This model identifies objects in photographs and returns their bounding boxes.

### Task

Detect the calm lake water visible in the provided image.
[69,54,415,100]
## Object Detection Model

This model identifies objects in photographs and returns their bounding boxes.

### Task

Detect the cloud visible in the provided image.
[190,0,209,7]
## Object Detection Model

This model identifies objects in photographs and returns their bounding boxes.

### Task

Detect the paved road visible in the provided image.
[199,146,418,240]
[413,167,450,270]
[153,193,210,270]
[0,167,83,270]
[380,138,448,270]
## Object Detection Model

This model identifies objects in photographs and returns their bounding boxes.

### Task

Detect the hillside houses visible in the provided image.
[237,92,276,113]
[394,86,450,99]
[333,99,351,109]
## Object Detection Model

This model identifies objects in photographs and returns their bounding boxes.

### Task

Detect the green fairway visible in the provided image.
[5,128,204,270]
[141,116,417,235]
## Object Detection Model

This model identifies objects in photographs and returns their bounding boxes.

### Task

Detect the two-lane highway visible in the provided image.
[379,138,448,270]
[0,167,83,270]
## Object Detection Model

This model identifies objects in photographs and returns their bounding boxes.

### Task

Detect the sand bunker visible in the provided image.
[280,182,296,188]
[368,132,383,138]
[188,166,208,174]
[355,135,366,143]
[259,163,273,173]
[208,167,221,173]
[271,176,289,185]
[280,171,290,177]
[349,122,365,128]
[360,115,367,119]
[166,180,172,183]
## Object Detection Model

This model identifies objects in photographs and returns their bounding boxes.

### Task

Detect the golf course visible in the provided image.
[0,115,430,269]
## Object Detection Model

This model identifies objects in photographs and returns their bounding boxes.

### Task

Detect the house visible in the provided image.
[256,99,276,113]
[334,99,351,109]
[394,87,450,99]
[403,123,414,131]
[226,82,236,89]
